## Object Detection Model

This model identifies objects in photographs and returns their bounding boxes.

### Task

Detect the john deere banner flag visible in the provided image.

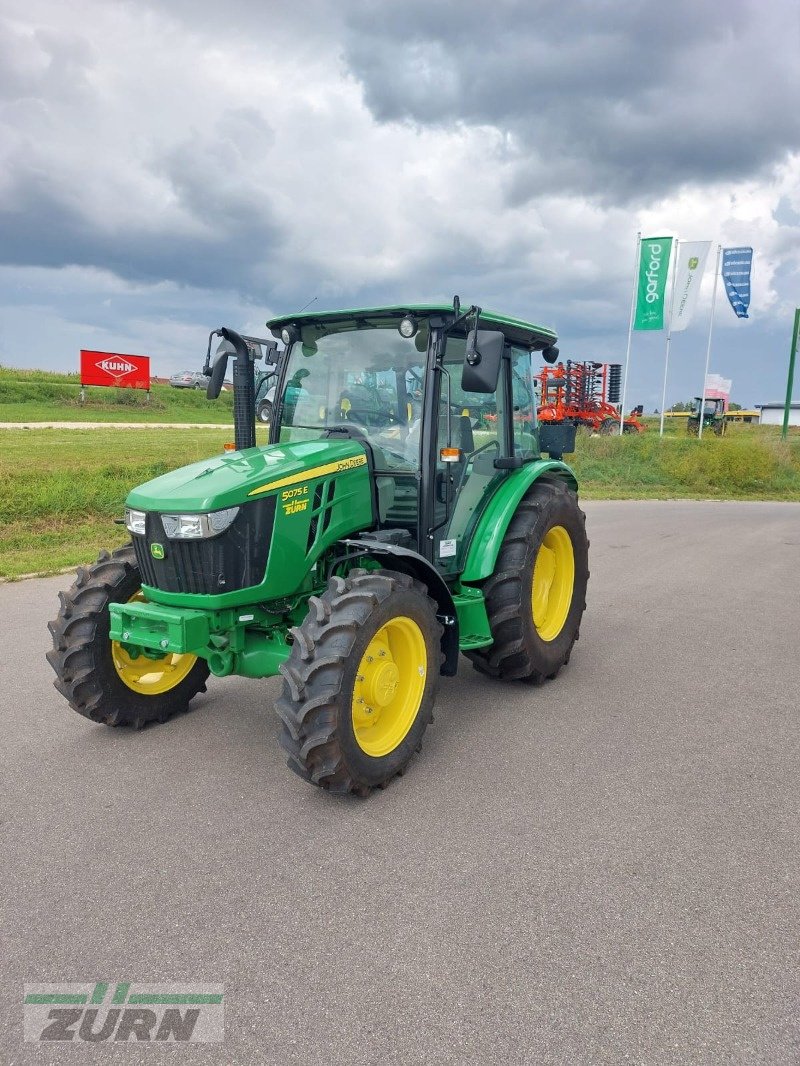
[722,247,753,318]
[634,237,673,330]
[670,240,712,332]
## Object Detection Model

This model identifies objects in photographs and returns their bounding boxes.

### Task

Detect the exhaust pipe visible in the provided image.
[205,327,256,451]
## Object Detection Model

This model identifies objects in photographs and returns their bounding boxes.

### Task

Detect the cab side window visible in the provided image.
[510,347,537,458]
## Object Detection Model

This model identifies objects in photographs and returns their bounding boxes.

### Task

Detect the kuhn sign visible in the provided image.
[80,350,151,390]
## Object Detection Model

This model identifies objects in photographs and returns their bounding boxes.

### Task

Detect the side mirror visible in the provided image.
[541,344,559,365]
[206,339,234,399]
[461,329,504,394]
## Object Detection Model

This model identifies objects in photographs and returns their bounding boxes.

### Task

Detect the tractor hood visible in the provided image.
[126,438,368,513]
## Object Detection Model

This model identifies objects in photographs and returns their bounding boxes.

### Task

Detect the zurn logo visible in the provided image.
[24,982,224,1043]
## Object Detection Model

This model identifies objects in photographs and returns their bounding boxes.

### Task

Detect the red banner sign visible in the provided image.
[80,350,151,390]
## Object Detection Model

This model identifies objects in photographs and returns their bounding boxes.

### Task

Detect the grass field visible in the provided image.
[2,420,799,579]
[0,365,234,423]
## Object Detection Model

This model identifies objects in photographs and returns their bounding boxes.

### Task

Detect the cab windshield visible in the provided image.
[277,319,429,472]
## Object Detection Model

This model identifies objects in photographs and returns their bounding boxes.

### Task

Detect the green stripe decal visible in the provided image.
[91,982,108,1004]
[112,983,130,1004]
[127,993,224,1004]
[25,994,88,1004]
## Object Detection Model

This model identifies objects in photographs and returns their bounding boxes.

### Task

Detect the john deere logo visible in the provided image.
[150,543,165,560]
[688,257,699,270]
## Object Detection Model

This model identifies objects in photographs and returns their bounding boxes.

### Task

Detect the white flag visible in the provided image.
[671,240,712,332]
[705,373,732,398]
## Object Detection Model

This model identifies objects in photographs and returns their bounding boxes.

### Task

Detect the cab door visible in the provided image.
[432,334,509,576]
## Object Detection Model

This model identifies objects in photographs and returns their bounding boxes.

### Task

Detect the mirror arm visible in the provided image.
[444,301,481,336]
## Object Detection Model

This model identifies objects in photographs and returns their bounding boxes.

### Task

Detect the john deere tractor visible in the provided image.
[687,396,726,436]
[48,300,589,796]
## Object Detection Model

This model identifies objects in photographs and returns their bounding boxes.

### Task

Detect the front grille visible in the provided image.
[133,497,276,595]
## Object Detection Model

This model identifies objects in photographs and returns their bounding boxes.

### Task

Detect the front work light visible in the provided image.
[160,507,240,540]
[281,325,299,346]
[124,508,147,535]
[399,315,418,339]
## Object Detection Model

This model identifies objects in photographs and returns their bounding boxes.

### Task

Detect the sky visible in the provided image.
[1,0,799,409]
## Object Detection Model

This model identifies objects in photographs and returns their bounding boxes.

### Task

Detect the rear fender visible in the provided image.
[461,460,578,583]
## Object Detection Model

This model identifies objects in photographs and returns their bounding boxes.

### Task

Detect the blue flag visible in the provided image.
[721,247,753,318]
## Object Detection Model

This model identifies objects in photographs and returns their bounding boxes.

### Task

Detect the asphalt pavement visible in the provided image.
[2,501,799,1064]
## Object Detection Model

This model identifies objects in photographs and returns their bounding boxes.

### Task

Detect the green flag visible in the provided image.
[634,236,673,330]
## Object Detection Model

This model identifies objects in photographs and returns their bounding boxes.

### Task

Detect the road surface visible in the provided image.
[2,501,799,1064]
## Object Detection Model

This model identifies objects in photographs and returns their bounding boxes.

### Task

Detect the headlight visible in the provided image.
[125,508,147,535]
[160,507,240,540]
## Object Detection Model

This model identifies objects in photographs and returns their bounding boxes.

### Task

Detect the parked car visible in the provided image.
[169,370,211,389]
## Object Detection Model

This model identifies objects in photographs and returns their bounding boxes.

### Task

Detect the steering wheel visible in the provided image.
[325,423,369,439]
[467,438,500,460]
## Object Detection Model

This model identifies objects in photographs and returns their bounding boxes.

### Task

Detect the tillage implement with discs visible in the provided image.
[48,299,589,796]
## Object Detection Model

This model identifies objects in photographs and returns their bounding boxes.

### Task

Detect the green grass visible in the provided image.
[0,365,233,423]
[570,424,800,499]
[0,427,268,578]
[1,421,799,579]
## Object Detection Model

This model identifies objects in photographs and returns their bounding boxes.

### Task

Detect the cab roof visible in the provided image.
[266,304,557,351]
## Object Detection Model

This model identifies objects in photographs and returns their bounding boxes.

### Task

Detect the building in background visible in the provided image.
[757,402,800,426]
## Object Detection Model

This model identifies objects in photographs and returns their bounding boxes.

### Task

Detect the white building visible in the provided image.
[758,402,800,426]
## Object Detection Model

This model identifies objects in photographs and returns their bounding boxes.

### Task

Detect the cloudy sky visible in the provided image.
[1,0,799,408]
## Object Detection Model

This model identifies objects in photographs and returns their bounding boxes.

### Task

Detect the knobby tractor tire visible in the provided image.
[46,545,210,728]
[598,417,618,435]
[275,568,443,797]
[257,400,272,424]
[465,479,589,684]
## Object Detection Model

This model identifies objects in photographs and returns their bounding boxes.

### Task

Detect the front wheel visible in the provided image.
[257,400,273,423]
[47,546,210,728]
[275,569,442,796]
[466,479,589,683]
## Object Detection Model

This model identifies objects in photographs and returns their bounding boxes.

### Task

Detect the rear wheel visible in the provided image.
[47,546,210,728]
[257,399,273,423]
[276,568,442,796]
[598,417,617,435]
[466,479,588,683]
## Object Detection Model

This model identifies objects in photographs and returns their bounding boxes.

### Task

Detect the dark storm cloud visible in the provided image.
[0,90,282,292]
[343,0,800,202]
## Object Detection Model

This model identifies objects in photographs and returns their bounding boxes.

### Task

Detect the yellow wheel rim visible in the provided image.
[351,616,427,757]
[531,525,575,642]
[111,592,198,695]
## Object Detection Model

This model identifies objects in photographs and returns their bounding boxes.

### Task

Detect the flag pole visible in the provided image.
[619,231,642,435]
[659,240,680,437]
[697,244,721,440]
[783,308,800,440]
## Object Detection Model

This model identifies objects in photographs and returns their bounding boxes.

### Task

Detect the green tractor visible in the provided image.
[48,300,589,796]
[687,396,726,436]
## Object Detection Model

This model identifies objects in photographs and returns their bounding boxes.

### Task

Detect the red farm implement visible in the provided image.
[537,361,645,435]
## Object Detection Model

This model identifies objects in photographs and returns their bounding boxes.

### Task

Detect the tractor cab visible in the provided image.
[267,303,560,575]
[690,396,725,418]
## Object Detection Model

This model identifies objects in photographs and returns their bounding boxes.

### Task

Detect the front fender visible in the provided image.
[460,460,578,583]
[339,538,459,676]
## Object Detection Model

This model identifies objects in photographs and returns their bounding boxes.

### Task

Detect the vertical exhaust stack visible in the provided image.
[205,327,257,451]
